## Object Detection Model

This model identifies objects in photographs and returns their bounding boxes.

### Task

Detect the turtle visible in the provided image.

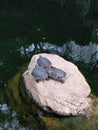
[31,65,49,82]
[48,66,66,83]
[37,55,52,68]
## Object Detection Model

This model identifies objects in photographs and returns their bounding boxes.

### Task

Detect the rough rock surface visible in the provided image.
[22,53,91,116]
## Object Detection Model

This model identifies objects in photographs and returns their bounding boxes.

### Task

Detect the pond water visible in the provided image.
[0,2,98,129]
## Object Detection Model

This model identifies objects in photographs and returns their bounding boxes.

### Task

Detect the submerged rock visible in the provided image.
[23,53,91,116]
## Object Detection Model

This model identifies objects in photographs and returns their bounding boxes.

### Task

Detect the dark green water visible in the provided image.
[0,1,98,129]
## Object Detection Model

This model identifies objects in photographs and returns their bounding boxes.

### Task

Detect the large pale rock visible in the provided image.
[22,53,91,116]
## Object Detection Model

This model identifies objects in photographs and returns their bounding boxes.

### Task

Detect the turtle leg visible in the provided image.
[36,79,40,83]
[46,77,49,81]
[59,78,65,83]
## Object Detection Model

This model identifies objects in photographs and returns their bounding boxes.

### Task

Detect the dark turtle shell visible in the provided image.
[48,67,66,83]
[31,65,48,82]
[37,55,51,68]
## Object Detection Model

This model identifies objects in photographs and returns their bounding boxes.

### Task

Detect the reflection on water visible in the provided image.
[0,104,30,130]
[19,41,98,64]
[0,104,9,113]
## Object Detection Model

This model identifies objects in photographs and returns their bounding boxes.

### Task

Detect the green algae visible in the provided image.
[42,108,98,130]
